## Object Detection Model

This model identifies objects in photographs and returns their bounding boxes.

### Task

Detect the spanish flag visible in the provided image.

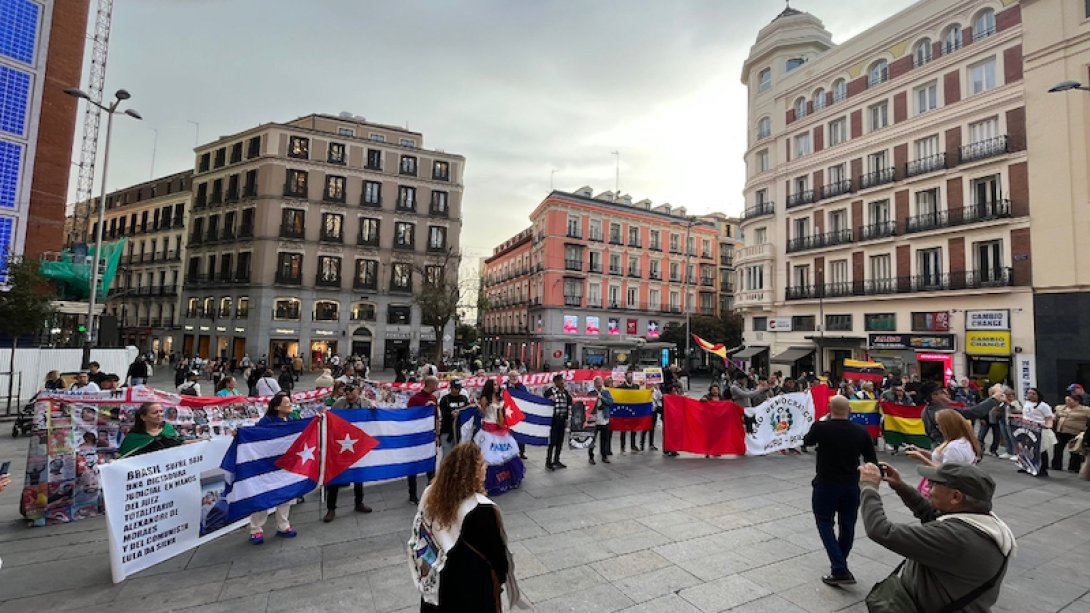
[692,334,727,360]
[881,402,932,449]
[607,388,655,431]
[849,400,880,438]
[842,359,885,383]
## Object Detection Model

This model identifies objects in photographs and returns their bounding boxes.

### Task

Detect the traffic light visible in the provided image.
[78,324,87,333]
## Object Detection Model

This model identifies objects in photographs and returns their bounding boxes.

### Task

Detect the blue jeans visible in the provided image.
[998,417,1015,455]
[812,482,860,576]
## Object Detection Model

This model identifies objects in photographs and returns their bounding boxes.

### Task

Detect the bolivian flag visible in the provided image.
[607,388,654,431]
[849,400,880,438]
[843,359,885,383]
[692,334,727,360]
[881,402,932,449]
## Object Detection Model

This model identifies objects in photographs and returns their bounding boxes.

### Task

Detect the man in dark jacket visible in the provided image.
[277,366,295,394]
[920,381,1003,446]
[858,462,1015,612]
[543,374,573,470]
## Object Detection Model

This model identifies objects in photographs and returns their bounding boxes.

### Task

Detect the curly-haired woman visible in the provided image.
[416,443,516,612]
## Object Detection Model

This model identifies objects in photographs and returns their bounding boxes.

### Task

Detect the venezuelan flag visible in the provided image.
[849,400,880,438]
[881,402,932,449]
[608,388,654,431]
[692,334,727,360]
[843,359,885,383]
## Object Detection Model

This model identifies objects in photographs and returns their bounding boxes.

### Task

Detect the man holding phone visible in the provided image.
[803,395,878,586]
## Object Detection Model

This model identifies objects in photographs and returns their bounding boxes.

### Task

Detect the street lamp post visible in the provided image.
[1048,80,1090,93]
[65,88,142,368]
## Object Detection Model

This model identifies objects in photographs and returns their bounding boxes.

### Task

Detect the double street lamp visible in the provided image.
[65,88,142,368]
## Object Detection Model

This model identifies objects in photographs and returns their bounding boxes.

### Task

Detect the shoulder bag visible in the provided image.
[866,553,1008,613]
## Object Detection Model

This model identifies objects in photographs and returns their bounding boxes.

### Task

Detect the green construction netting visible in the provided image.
[39,239,126,300]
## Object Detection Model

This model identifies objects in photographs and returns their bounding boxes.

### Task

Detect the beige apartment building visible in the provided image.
[1021,0,1090,394]
[180,113,463,370]
[737,1,1032,387]
[87,170,191,355]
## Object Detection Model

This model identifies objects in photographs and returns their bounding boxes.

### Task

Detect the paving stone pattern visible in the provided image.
[1,380,1089,611]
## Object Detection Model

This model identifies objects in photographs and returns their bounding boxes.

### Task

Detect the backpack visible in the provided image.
[179,383,198,396]
[407,492,493,606]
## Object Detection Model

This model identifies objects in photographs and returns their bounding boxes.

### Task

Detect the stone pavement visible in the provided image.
[1,424,1089,613]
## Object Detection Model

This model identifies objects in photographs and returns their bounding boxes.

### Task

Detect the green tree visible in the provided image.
[0,259,56,397]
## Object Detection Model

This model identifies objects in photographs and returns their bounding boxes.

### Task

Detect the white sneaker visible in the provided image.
[1009,456,1020,461]
[998,453,1010,459]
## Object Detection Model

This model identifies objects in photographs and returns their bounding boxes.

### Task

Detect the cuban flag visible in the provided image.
[504,388,554,446]
[608,388,654,431]
[220,414,377,523]
[327,406,438,485]
[457,405,481,443]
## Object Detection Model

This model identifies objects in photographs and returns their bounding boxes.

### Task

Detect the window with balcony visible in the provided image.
[429,191,448,216]
[323,175,346,203]
[918,248,944,289]
[611,254,622,275]
[627,257,640,277]
[394,222,415,249]
[649,259,660,280]
[828,117,847,147]
[668,233,679,253]
[868,60,889,86]
[566,214,581,238]
[756,116,771,140]
[229,142,243,164]
[355,259,378,289]
[247,136,261,159]
[870,254,893,293]
[794,132,811,157]
[235,251,251,282]
[865,312,897,332]
[823,163,850,198]
[829,209,848,233]
[358,217,380,246]
[276,253,303,284]
[628,226,641,247]
[366,149,382,170]
[391,263,413,292]
[973,239,1005,285]
[236,297,249,318]
[969,58,996,95]
[832,78,847,103]
[626,286,638,308]
[198,153,210,173]
[647,288,659,309]
[399,155,418,176]
[812,88,826,111]
[425,265,444,287]
[219,253,233,282]
[756,149,769,172]
[864,200,893,240]
[758,68,771,92]
[428,225,447,251]
[943,24,962,54]
[908,136,944,176]
[219,297,232,318]
[280,209,305,239]
[608,285,620,308]
[210,178,223,204]
[788,175,813,207]
[397,186,416,211]
[285,169,308,198]
[288,136,309,159]
[969,175,1007,220]
[214,148,226,168]
[320,213,343,243]
[244,169,257,197]
[649,229,660,250]
[328,142,345,165]
[565,245,583,270]
[606,222,620,245]
[563,278,583,306]
[973,9,996,40]
[863,150,894,188]
[915,82,938,114]
[274,298,301,320]
[226,174,240,202]
[589,219,602,241]
[794,97,807,119]
[826,314,852,332]
[351,302,376,321]
[362,180,381,206]
[869,100,889,131]
[827,259,850,294]
[433,160,450,181]
[588,251,602,273]
[914,38,932,67]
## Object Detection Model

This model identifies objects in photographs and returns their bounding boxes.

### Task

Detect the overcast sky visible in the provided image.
[73,0,915,260]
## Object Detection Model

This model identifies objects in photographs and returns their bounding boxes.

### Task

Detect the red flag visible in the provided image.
[663,395,746,455]
[810,384,836,421]
[501,390,525,427]
[275,417,322,481]
[323,412,379,483]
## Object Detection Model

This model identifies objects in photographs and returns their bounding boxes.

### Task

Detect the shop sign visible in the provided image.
[386,331,410,340]
[965,331,1012,355]
[215,326,227,333]
[313,329,335,337]
[917,352,954,386]
[199,326,210,332]
[966,309,1010,331]
[768,317,792,331]
[869,333,955,351]
[183,325,194,331]
[234,327,245,334]
[273,328,296,336]
[420,329,436,340]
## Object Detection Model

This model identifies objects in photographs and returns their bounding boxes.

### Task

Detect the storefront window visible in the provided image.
[274,298,301,320]
[314,301,339,321]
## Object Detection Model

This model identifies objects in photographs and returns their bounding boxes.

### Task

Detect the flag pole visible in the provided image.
[318,413,328,521]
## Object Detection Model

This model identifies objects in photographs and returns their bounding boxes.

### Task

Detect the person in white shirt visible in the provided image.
[254,369,282,396]
[69,372,100,393]
[1020,387,1056,477]
[905,409,982,496]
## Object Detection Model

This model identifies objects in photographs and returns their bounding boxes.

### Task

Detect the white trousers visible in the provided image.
[249,501,292,535]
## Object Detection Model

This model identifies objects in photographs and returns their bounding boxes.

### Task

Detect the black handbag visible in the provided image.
[866,554,1008,613]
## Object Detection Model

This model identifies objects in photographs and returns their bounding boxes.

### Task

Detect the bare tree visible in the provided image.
[412,248,465,364]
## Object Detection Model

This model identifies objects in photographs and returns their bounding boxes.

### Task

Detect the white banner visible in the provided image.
[100,437,246,583]
[1015,354,1036,403]
[743,392,815,455]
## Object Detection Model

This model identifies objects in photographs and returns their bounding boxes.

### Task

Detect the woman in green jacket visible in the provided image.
[118,402,185,458]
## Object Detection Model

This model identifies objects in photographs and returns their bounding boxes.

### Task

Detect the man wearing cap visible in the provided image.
[438,379,470,459]
[99,374,121,392]
[921,381,1004,446]
[1067,383,1090,407]
[858,462,1015,612]
[324,384,373,522]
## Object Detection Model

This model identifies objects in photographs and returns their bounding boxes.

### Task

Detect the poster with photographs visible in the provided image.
[20,388,331,527]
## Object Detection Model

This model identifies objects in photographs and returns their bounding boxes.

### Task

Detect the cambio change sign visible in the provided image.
[100,437,246,582]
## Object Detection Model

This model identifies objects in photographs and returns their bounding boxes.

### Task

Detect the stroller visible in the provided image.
[11,391,37,437]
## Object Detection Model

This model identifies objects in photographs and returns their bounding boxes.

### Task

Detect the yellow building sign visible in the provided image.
[965,331,1012,355]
